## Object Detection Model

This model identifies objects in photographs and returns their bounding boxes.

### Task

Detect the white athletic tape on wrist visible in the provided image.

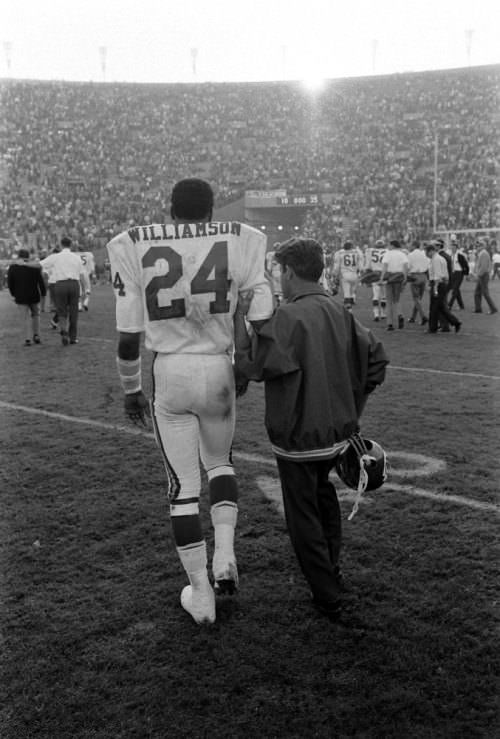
[116,357,142,394]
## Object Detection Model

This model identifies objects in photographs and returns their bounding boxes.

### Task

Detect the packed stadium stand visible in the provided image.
[0,64,498,259]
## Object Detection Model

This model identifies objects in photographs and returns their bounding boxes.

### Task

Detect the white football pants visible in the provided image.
[151,353,236,513]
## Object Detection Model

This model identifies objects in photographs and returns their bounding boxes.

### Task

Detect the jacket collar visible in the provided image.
[290,285,330,303]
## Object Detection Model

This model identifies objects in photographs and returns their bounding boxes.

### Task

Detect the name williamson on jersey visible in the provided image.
[128,221,242,244]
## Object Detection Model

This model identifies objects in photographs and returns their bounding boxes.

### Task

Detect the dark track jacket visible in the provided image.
[235,287,389,461]
[8,260,46,305]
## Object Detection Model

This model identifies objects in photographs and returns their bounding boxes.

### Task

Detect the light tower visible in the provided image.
[190,47,198,81]
[3,41,12,75]
[98,46,107,82]
[371,39,378,74]
[465,29,474,66]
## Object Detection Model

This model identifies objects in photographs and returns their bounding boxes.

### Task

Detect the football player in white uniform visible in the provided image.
[77,248,95,311]
[265,245,283,305]
[107,178,274,625]
[363,238,387,321]
[333,241,362,310]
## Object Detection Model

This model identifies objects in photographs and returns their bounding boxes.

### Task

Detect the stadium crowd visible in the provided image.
[0,64,498,258]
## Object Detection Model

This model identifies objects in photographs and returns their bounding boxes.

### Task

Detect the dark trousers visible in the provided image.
[48,284,58,321]
[474,274,497,312]
[53,279,80,341]
[429,282,460,332]
[448,271,465,309]
[276,457,341,603]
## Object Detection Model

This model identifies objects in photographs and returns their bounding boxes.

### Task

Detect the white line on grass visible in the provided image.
[389,365,500,381]
[1,400,498,513]
[256,475,500,516]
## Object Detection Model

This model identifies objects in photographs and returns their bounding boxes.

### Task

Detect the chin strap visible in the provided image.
[347,434,373,521]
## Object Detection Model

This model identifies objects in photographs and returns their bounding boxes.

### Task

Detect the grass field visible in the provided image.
[1,278,499,739]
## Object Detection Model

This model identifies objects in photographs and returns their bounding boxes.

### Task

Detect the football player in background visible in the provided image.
[77,246,96,311]
[363,238,387,321]
[107,178,274,625]
[333,240,362,310]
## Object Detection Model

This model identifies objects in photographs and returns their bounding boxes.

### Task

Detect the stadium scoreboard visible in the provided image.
[276,194,320,206]
[245,190,321,209]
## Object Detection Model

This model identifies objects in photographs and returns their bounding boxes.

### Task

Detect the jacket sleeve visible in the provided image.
[458,253,469,275]
[234,309,300,382]
[351,316,389,397]
[365,331,389,393]
[7,265,16,297]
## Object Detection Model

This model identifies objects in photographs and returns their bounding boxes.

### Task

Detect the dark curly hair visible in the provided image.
[274,237,324,281]
[170,178,214,221]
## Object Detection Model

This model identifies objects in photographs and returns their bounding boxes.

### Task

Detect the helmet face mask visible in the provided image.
[336,436,387,492]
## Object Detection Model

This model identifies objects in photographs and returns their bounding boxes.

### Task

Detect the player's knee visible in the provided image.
[208,468,238,505]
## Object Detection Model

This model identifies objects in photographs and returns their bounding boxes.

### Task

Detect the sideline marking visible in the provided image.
[1,400,497,513]
[389,365,500,381]
[256,475,500,516]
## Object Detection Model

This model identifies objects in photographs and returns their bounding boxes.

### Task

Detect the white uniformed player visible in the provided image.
[364,238,387,321]
[333,240,362,310]
[107,178,274,625]
[77,248,96,311]
[266,245,283,305]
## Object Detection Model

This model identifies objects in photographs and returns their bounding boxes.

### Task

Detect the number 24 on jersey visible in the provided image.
[113,241,232,321]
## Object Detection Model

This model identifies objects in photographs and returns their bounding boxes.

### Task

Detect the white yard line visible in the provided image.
[388,365,500,381]
[1,400,498,513]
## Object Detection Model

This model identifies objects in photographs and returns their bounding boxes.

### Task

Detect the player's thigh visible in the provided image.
[341,277,357,298]
[197,356,236,467]
[152,355,202,492]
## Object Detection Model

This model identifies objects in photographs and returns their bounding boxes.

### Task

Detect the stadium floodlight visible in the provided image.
[301,77,326,93]
[277,225,283,231]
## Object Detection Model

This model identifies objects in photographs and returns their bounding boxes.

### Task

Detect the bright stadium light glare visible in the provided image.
[301,77,326,93]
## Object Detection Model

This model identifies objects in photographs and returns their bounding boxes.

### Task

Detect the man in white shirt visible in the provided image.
[40,236,89,345]
[406,241,429,326]
[425,242,461,333]
[379,240,409,331]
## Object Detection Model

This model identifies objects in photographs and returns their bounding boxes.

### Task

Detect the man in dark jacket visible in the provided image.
[8,249,47,345]
[234,237,388,621]
[448,238,470,310]
[437,238,453,331]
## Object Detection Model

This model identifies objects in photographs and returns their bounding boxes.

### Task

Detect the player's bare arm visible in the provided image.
[233,291,254,397]
[117,331,150,427]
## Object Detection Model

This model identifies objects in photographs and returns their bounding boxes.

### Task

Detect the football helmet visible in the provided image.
[336,434,387,493]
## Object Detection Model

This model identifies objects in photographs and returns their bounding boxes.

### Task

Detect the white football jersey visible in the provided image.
[107,221,274,355]
[364,246,387,272]
[79,251,95,276]
[334,248,362,277]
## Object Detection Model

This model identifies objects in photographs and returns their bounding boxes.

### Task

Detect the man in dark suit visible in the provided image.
[7,249,47,345]
[437,238,453,331]
[448,237,470,310]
